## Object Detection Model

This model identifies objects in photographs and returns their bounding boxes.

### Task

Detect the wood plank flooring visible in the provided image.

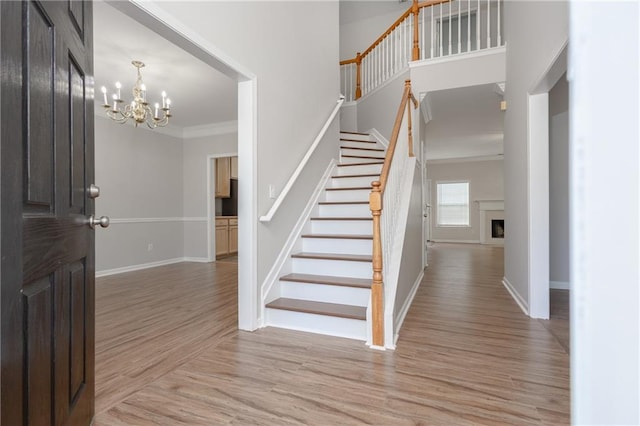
[94,243,570,425]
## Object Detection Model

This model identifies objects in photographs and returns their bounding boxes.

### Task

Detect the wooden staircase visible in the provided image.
[264,131,385,341]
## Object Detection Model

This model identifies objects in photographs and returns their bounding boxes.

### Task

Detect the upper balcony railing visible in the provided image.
[340,0,504,102]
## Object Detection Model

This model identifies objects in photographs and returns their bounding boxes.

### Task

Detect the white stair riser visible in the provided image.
[340,148,385,159]
[340,155,386,165]
[292,258,372,279]
[280,282,370,306]
[311,220,372,235]
[335,164,383,176]
[331,176,378,188]
[340,133,372,142]
[325,189,370,202]
[265,309,367,341]
[340,142,382,150]
[302,238,372,256]
[318,204,370,217]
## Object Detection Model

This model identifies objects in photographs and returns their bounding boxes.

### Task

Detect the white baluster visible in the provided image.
[468,0,471,52]
[477,0,480,50]
[497,0,501,46]
[487,0,491,48]
[458,0,461,54]
[439,3,443,57]
[430,6,434,58]
[448,0,452,55]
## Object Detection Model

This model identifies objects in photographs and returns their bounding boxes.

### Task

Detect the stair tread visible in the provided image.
[280,273,372,289]
[332,173,380,179]
[340,131,371,136]
[301,233,373,240]
[326,186,371,191]
[266,298,367,320]
[318,201,369,205]
[340,138,377,144]
[342,154,386,160]
[292,252,372,262]
[310,217,372,221]
[337,161,384,167]
[340,146,385,152]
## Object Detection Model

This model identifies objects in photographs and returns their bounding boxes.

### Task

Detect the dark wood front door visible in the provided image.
[1,1,95,424]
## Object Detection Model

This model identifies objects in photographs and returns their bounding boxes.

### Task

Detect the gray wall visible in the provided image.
[502,0,568,305]
[427,160,504,242]
[549,75,569,286]
[95,117,184,272]
[151,1,341,287]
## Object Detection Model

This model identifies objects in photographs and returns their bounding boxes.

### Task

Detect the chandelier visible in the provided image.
[100,60,172,129]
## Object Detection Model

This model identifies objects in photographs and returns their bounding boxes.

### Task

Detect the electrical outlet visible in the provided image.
[147,243,153,251]
[269,184,276,199]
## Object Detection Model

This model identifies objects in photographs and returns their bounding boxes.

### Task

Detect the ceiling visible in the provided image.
[93,1,238,130]
[423,83,504,161]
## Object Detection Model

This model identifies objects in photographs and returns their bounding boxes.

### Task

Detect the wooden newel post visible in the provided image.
[406,80,415,157]
[412,0,420,61]
[370,181,384,347]
[355,52,362,100]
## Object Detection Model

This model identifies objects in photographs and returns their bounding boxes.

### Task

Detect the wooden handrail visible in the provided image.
[369,79,417,347]
[340,0,450,100]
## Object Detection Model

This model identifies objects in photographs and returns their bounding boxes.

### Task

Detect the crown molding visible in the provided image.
[182,120,238,139]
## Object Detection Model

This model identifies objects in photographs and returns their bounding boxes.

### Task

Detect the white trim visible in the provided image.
[96,257,185,278]
[259,160,337,323]
[410,45,507,68]
[183,121,237,139]
[431,239,480,244]
[184,257,210,263]
[426,155,503,164]
[502,277,529,316]
[367,128,389,149]
[109,217,207,224]
[420,92,433,125]
[550,281,570,290]
[259,96,344,222]
[392,270,424,348]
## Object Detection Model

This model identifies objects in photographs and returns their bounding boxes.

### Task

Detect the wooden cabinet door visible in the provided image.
[230,156,239,179]
[229,223,238,254]
[215,218,229,257]
[1,1,96,424]
[215,158,231,198]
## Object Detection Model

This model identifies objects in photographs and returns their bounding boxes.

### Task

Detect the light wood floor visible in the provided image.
[94,244,570,425]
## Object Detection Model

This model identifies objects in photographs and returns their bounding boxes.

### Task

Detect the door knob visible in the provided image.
[88,184,100,199]
[88,215,110,229]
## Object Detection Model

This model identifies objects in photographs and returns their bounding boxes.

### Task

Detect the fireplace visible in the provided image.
[491,219,505,238]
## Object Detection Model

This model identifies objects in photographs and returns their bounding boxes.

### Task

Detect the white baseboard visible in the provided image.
[184,257,211,263]
[393,270,425,347]
[259,159,337,324]
[502,276,529,315]
[550,280,570,290]
[431,239,481,244]
[96,257,185,278]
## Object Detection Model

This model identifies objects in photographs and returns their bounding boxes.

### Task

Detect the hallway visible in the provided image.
[94,244,569,425]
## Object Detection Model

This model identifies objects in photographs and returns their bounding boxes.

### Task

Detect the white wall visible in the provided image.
[549,75,569,286]
[426,159,504,242]
[502,0,568,307]
[570,2,640,423]
[182,132,238,260]
[357,70,410,139]
[148,2,341,291]
[95,117,184,272]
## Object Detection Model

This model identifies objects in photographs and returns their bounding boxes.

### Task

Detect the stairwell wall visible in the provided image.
[148,1,341,296]
[502,1,568,309]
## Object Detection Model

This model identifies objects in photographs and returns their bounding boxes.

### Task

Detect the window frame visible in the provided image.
[435,180,471,228]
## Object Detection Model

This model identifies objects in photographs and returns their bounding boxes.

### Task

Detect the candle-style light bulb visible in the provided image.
[101,86,108,105]
[112,93,118,112]
[115,81,122,100]
[140,84,146,102]
[166,98,171,113]
[161,91,167,108]
[154,102,159,119]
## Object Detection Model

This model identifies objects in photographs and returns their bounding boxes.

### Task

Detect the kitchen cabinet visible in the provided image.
[230,156,238,179]
[215,157,231,198]
[215,216,238,258]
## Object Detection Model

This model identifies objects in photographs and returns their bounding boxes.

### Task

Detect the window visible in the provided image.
[437,181,470,226]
